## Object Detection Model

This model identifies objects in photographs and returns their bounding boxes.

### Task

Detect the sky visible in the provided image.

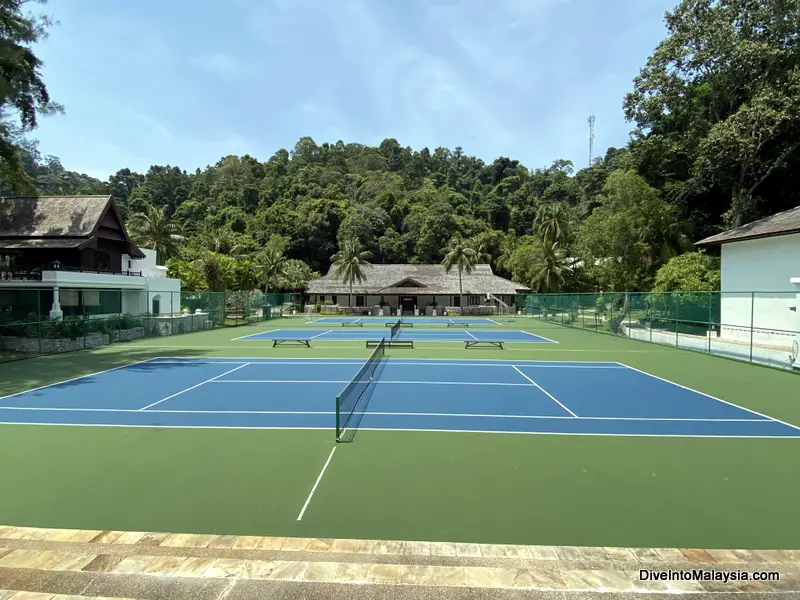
[32,0,677,181]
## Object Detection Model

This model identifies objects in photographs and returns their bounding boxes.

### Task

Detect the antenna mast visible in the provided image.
[587,115,595,167]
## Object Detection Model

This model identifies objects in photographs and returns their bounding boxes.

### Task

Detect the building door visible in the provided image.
[152,295,160,315]
[400,296,416,315]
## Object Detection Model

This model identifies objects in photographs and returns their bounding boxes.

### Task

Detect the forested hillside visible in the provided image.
[2,0,799,295]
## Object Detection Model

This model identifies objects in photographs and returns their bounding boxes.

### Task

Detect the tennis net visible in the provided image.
[335,338,386,442]
[390,319,402,339]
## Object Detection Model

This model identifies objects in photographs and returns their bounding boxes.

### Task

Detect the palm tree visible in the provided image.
[534,202,571,247]
[330,237,372,308]
[282,259,314,306]
[442,235,478,312]
[528,242,573,293]
[258,247,287,292]
[192,251,235,292]
[128,204,185,263]
[468,233,493,264]
[495,232,519,277]
[198,226,250,258]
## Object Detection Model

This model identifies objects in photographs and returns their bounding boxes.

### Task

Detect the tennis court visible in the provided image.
[233,328,553,343]
[2,318,800,550]
[1,356,796,437]
[308,316,502,325]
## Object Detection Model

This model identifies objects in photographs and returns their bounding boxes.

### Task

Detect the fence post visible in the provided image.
[675,293,680,347]
[707,292,712,354]
[749,292,755,363]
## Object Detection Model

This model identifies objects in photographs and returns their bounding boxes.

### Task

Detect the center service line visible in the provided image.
[296,446,337,521]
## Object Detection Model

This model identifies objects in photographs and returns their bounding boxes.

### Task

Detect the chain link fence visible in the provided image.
[519,291,800,371]
[0,288,292,363]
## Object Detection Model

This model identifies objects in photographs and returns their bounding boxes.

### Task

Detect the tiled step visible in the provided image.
[0,525,798,597]
[1,592,140,600]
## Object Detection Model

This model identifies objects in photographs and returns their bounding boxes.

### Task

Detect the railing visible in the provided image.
[54,266,143,277]
[518,291,800,372]
[0,266,143,281]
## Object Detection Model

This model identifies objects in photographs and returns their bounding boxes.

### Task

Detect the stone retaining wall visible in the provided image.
[0,327,146,354]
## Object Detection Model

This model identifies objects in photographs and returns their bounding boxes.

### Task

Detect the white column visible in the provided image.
[49,286,63,320]
[792,277,800,369]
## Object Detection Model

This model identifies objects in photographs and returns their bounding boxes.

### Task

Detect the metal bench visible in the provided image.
[272,339,311,347]
[342,321,363,327]
[384,322,414,327]
[464,340,504,349]
[447,322,470,327]
[367,339,414,349]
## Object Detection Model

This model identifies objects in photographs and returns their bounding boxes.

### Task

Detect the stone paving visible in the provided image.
[0,525,798,598]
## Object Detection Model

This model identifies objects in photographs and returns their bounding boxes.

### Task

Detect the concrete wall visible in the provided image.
[720,235,800,345]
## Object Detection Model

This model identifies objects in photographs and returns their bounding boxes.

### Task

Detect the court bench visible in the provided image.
[384,322,414,327]
[447,322,470,327]
[342,322,364,327]
[464,340,504,349]
[366,339,414,349]
[272,339,311,347]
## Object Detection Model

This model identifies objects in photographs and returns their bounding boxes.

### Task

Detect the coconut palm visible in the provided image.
[527,242,573,293]
[467,233,493,264]
[128,204,185,263]
[330,237,372,307]
[282,259,314,305]
[534,202,571,246]
[442,235,479,312]
[495,232,519,277]
[192,251,235,292]
[258,247,288,292]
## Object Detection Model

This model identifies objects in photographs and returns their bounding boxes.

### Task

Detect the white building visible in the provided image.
[696,206,800,366]
[0,195,181,320]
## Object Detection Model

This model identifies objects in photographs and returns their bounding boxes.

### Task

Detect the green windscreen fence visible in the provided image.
[0,289,293,363]
[521,291,799,371]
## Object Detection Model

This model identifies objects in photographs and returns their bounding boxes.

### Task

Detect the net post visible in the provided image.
[335,395,341,442]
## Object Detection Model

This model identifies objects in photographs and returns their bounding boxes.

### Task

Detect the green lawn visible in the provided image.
[0,316,798,549]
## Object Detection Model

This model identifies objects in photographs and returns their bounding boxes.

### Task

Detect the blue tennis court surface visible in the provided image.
[0,357,798,438]
[309,316,502,325]
[233,328,554,343]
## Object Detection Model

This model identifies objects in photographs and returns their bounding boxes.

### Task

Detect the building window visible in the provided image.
[356,295,365,307]
[469,295,481,306]
[128,260,132,269]
[451,296,460,307]
[332,295,338,304]
[95,251,111,271]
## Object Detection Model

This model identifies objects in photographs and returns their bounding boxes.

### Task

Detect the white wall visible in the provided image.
[125,248,170,279]
[720,234,800,346]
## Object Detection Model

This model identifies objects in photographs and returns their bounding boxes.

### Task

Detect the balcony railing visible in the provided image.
[0,265,143,281]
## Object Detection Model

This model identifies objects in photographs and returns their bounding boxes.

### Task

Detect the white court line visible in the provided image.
[211,379,541,387]
[148,356,627,368]
[137,363,251,411]
[0,357,160,403]
[487,318,502,326]
[518,330,559,344]
[511,365,579,418]
[134,343,672,353]
[465,330,478,341]
[296,446,336,521]
[616,362,800,433]
[0,405,772,421]
[0,421,796,439]
[309,330,334,339]
[231,329,282,341]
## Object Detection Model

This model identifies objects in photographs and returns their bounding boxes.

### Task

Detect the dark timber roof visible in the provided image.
[695,206,800,246]
[0,195,145,258]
